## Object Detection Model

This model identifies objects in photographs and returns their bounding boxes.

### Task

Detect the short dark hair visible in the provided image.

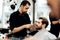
[20,1,31,6]
[39,17,49,28]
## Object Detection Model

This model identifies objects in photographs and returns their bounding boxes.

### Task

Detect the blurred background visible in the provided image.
[0,0,60,39]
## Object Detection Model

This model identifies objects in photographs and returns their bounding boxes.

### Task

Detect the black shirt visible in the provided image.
[49,17,60,38]
[9,10,31,37]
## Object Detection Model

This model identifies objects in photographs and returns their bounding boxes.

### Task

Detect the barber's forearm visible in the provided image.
[11,24,31,33]
[12,25,25,33]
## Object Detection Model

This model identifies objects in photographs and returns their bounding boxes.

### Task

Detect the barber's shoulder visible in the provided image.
[10,11,17,16]
[26,13,29,16]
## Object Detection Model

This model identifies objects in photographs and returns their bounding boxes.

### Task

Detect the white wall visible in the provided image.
[0,0,3,28]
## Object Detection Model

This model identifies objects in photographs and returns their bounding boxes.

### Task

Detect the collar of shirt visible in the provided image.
[17,10,27,16]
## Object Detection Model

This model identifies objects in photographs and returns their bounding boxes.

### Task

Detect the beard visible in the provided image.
[36,27,42,30]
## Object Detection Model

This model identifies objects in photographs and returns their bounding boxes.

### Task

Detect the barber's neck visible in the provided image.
[18,7,23,14]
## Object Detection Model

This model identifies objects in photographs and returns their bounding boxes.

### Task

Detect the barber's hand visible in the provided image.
[4,33,9,40]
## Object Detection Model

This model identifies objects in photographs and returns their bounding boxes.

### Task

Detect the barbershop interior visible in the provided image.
[0,0,60,40]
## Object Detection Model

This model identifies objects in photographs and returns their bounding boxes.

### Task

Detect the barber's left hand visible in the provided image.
[4,33,9,40]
